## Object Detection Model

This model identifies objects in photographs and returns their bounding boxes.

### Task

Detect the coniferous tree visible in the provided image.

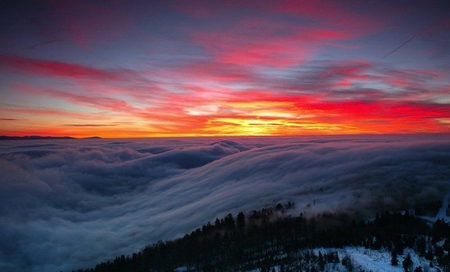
[416,237,426,257]
[391,250,399,266]
[318,251,325,271]
[214,218,221,228]
[403,253,413,272]
[276,203,283,211]
[237,211,245,229]
[342,254,353,271]
[224,213,235,229]
[425,248,434,261]
[73,206,449,272]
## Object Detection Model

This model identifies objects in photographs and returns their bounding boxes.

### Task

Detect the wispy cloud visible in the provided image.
[24,38,62,50]
[190,18,351,68]
[0,55,133,81]
[64,124,117,127]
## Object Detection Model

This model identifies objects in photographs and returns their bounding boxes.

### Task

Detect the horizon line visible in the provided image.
[2,132,450,140]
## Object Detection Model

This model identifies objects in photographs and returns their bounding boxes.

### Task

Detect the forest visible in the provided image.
[72,203,450,272]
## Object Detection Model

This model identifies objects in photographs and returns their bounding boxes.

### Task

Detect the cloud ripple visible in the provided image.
[0,135,449,272]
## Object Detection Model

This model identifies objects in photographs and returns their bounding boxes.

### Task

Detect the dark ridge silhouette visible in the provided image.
[72,204,450,272]
[0,135,101,140]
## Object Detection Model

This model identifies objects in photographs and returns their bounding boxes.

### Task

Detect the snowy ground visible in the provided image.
[422,190,450,223]
[341,247,436,272]
[435,190,450,221]
[244,247,440,272]
[175,191,450,272]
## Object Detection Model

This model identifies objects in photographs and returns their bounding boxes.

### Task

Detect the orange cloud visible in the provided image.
[1,1,449,138]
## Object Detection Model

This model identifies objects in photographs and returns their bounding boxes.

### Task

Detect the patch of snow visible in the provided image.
[436,190,450,220]
[250,246,444,272]
[337,247,439,272]
[436,239,446,247]
[339,247,401,272]
[422,190,450,223]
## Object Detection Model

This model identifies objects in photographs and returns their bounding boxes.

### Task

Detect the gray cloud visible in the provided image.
[0,135,449,271]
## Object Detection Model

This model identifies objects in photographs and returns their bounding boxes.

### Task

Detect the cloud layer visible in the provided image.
[0,135,449,271]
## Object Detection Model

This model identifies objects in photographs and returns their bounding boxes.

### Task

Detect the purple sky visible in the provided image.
[1,0,450,137]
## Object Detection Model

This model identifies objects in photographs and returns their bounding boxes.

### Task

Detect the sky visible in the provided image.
[1,135,449,271]
[1,0,450,137]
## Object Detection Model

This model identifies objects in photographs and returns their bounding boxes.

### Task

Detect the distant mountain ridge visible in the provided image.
[0,135,101,140]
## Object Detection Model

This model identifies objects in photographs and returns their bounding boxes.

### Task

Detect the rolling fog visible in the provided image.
[0,135,449,272]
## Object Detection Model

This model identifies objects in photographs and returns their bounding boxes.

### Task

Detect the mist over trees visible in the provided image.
[73,203,450,272]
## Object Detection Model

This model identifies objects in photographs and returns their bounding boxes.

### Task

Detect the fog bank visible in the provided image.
[0,135,449,271]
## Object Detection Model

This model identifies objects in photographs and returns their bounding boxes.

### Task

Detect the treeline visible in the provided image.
[73,203,450,272]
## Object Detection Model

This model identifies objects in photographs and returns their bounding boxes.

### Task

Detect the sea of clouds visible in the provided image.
[0,135,449,272]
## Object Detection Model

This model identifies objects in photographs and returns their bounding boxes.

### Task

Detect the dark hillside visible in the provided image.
[72,204,450,272]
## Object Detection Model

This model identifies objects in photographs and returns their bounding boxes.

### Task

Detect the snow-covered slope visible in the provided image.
[422,190,450,223]
[246,247,442,272]
[343,247,436,272]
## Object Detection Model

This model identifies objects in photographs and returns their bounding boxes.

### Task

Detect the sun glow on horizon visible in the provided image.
[1,1,449,137]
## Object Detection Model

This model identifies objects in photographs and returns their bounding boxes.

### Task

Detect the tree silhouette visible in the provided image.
[403,253,413,272]
[72,206,450,272]
[237,211,245,229]
[391,250,398,266]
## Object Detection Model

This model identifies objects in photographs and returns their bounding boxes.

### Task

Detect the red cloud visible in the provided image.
[159,85,450,135]
[27,87,139,114]
[191,18,351,67]
[0,55,124,80]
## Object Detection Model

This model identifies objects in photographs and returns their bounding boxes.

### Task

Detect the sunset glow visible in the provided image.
[1,0,449,137]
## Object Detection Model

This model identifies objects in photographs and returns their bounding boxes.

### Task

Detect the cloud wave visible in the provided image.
[0,135,449,271]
